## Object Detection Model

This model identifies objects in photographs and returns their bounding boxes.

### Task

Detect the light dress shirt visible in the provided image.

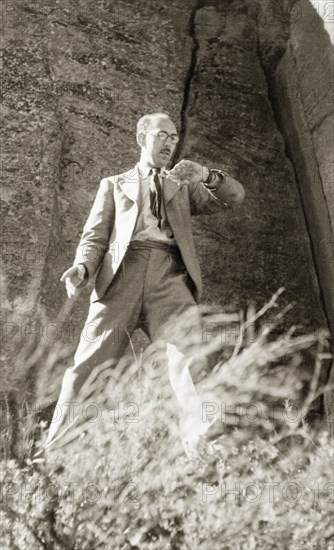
[131,162,176,244]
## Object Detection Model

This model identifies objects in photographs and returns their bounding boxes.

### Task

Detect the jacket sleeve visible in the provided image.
[188,171,245,216]
[73,177,115,280]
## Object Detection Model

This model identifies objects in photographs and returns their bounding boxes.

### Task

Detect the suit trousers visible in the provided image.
[45,240,206,446]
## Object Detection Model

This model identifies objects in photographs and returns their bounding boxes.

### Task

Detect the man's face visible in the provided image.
[140,117,178,168]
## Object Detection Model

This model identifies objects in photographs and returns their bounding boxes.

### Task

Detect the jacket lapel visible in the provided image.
[163,174,181,204]
[116,166,140,203]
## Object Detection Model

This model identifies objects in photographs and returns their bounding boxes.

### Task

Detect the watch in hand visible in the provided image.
[203,169,226,189]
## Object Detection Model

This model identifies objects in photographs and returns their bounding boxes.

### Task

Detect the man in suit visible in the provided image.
[43,112,245,451]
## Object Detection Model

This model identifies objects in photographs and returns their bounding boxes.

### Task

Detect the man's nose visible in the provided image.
[164,135,174,145]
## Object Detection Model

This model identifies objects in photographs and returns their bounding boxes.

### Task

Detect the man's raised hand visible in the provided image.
[168,160,209,185]
[60,265,87,299]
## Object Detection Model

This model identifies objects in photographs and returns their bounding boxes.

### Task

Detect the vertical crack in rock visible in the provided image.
[172,0,206,164]
[286,41,332,211]
[38,123,63,309]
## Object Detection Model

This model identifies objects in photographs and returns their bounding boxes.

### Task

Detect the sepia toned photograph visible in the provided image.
[1,1,333,548]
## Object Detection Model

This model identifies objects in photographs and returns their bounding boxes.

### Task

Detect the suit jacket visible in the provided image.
[74,165,244,303]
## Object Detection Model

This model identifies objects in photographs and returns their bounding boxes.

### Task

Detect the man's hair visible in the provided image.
[136,112,173,138]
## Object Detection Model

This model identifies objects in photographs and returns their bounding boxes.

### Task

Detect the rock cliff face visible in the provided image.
[1,1,333,392]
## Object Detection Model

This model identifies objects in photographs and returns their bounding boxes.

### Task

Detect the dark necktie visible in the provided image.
[150,168,162,229]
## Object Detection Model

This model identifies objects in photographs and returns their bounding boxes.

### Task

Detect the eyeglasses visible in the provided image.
[147,131,179,144]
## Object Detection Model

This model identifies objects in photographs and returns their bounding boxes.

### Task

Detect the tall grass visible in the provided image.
[0,291,333,549]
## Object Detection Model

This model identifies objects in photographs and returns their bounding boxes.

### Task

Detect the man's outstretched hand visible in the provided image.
[168,160,209,185]
[60,265,87,299]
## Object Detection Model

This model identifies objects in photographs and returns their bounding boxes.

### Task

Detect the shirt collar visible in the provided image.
[136,162,168,179]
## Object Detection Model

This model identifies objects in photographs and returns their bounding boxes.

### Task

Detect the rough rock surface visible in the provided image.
[1,0,333,399]
[269,0,334,333]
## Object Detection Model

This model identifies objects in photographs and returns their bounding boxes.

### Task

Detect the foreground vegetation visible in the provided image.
[1,293,333,549]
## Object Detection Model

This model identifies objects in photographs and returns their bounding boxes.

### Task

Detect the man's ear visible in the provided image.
[136,132,146,147]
